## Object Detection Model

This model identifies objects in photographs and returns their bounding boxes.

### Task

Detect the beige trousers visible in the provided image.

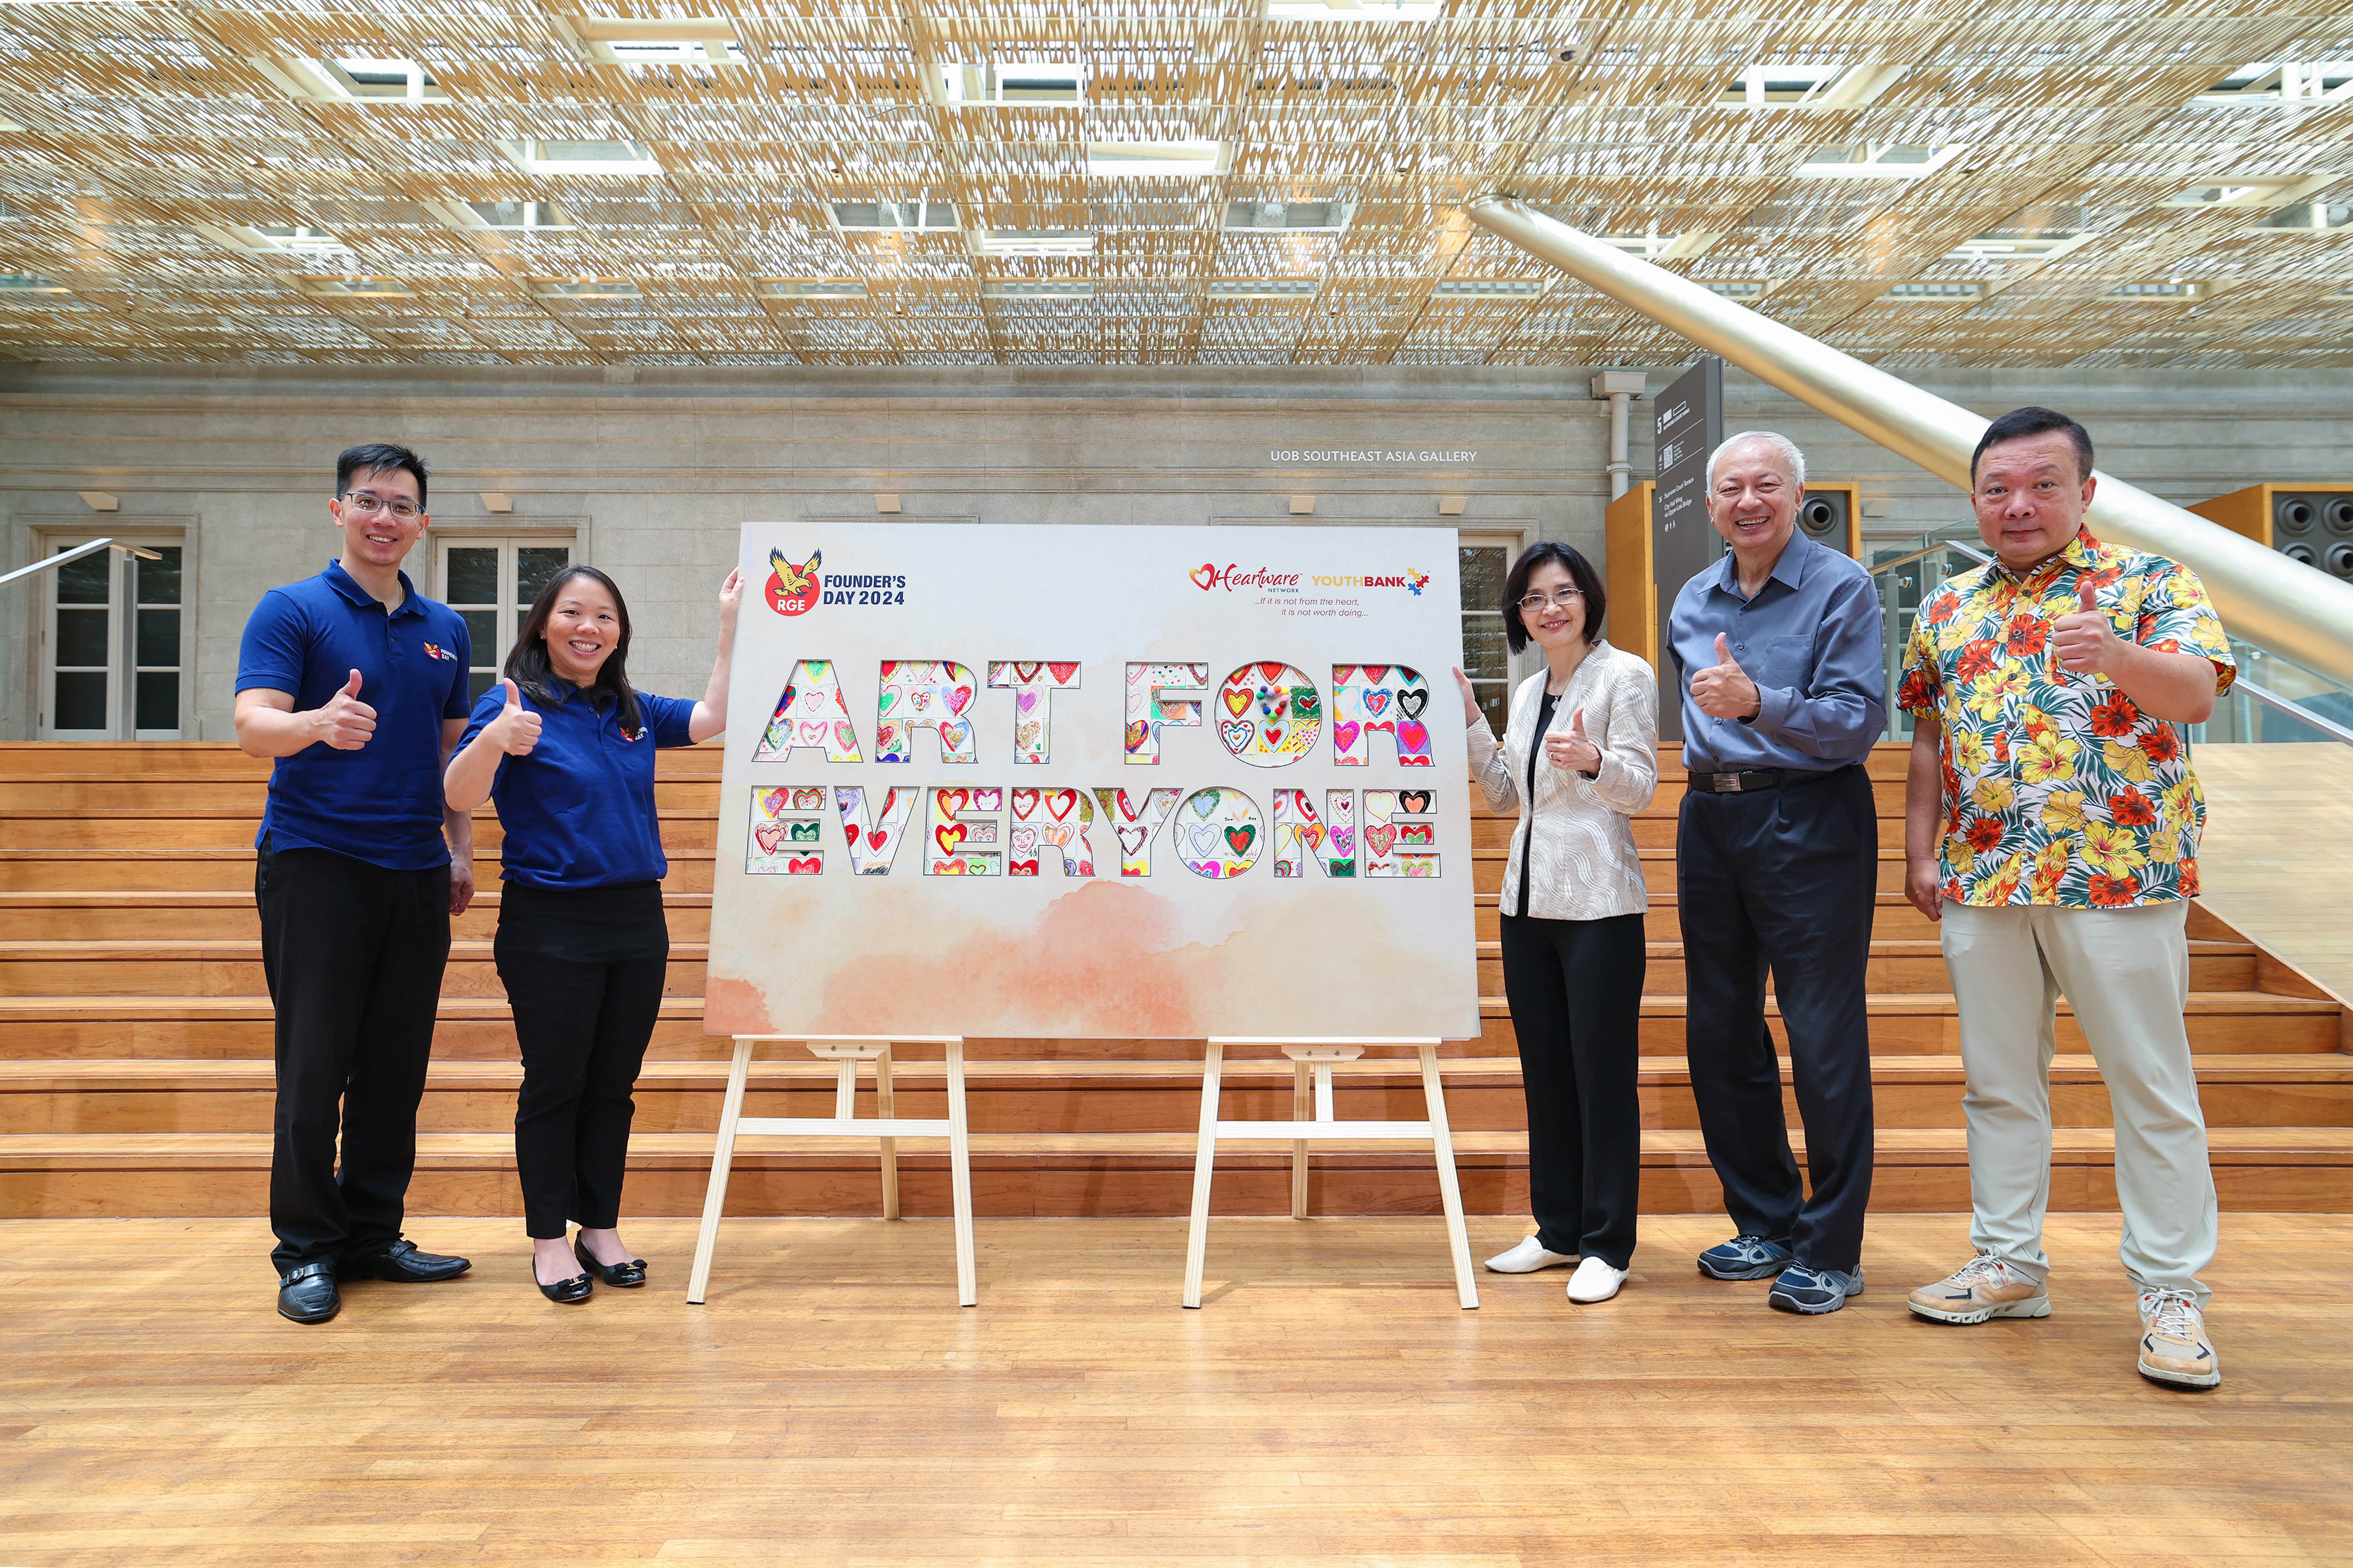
[1939,898,2218,1304]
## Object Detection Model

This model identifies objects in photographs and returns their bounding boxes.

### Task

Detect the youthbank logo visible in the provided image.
[1307,568,1432,596]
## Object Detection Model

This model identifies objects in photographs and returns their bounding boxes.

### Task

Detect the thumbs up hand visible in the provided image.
[1544,706,1602,773]
[313,669,378,751]
[1689,632,1762,720]
[486,678,542,756]
[2053,573,2120,677]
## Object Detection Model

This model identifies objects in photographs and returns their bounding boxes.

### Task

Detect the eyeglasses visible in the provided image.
[1516,589,1584,613]
[340,491,423,521]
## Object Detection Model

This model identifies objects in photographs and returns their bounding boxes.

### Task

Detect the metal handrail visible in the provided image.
[0,537,164,591]
[1866,536,2353,748]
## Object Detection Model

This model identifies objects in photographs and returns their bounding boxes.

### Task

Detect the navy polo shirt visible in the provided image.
[460,680,698,890]
[237,561,473,870]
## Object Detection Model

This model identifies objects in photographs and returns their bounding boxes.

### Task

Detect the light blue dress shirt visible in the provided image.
[1666,533,1887,774]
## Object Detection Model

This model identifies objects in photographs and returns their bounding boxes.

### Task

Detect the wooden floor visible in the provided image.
[4,1214,2349,1566]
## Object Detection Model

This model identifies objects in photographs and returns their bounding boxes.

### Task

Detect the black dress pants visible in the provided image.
[495,883,669,1239]
[1498,910,1646,1268]
[256,840,452,1272]
[1677,765,1878,1272]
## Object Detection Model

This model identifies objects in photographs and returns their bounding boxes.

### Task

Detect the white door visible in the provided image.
[1457,531,1522,734]
[38,537,186,739]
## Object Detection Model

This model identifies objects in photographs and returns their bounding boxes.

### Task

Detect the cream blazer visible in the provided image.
[1466,640,1660,921]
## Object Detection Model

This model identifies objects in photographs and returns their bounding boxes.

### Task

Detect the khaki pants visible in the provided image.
[1939,898,2218,1304]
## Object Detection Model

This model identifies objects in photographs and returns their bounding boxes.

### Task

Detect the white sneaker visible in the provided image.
[1566,1257,1628,1303]
[1484,1236,1577,1274]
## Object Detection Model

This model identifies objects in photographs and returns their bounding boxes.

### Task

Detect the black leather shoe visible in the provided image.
[277,1262,340,1325]
[575,1236,648,1288]
[341,1238,471,1283]
[537,1263,593,1305]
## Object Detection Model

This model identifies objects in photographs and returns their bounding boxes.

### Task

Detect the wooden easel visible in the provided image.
[1181,1036,1477,1310]
[687,1034,976,1306]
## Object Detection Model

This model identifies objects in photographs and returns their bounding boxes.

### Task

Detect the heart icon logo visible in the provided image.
[1190,563,1218,590]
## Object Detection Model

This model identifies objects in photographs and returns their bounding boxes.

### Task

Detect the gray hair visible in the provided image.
[1706,430,1807,490]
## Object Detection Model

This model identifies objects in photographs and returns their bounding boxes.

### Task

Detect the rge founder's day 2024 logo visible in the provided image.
[764,547,909,615]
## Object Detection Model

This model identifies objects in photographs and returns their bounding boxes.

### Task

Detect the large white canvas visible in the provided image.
[706,523,1479,1041]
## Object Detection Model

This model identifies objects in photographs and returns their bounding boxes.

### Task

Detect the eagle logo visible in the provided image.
[765,547,822,616]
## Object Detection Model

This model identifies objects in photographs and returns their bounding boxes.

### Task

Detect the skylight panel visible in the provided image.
[2195,62,2353,103]
[2252,202,2353,233]
[571,16,744,68]
[1945,220,2097,261]
[307,56,446,103]
[1209,279,1318,299]
[0,273,69,294]
[464,200,575,231]
[1882,282,1986,301]
[1430,279,1544,299]
[983,280,1095,299]
[1699,280,1767,298]
[247,225,342,253]
[1795,144,1967,179]
[1262,0,1439,20]
[759,280,868,299]
[2166,180,2298,207]
[2111,280,2211,301]
[1225,199,1350,232]
[1720,64,1844,106]
[1086,142,1225,179]
[935,61,1083,106]
[296,276,412,297]
[504,139,663,177]
[970,229,1096,257]
[831,199,957,233]
[531,278,640,298]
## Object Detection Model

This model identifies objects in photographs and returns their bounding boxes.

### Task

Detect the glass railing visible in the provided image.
[1864,531,2353,747]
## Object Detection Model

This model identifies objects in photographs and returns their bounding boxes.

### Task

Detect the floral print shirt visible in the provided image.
[1896,528,2236,908]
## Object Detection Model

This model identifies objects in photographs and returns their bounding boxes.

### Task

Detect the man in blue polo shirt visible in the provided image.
[1669,431,1887,1316]
[235,442,478,1325]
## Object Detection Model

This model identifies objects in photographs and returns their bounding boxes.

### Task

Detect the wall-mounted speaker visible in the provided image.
[1796,481,1862,557]
[2190,483,2353,582]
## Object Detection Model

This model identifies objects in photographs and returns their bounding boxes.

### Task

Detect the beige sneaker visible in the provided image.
[1906,1253,2051,1325]
[2137,1289,2221,1390]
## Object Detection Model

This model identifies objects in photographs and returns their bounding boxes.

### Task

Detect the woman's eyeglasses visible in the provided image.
[341,491,423,521]
[1516,589,1583,613]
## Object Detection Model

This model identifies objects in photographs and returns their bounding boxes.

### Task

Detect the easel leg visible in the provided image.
[1182,1039,1225,1309]
[1290,1059,1310,1220]
[945,1040,976,1307]
[687,1035,756,1305]
[1420,1041,1478,1310]
[876,1045,900,1222]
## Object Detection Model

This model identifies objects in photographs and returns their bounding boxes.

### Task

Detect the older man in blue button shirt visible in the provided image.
[1668,430,1887,1315]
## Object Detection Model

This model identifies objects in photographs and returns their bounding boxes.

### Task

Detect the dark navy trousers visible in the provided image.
[1677,765,1878,1272]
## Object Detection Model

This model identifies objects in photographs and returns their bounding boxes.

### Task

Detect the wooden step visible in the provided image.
[0,990,2338,1061]
[4,1125,2346,1219]
[7,1054,2346,1136]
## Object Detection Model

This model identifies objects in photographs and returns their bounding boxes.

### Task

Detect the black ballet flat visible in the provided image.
[575,1236,647,1288]
[536,1261,593,1304]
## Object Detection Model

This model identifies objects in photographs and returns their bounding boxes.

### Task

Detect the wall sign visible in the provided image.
[707,523,1479,1041]
[1652,356,1725,741]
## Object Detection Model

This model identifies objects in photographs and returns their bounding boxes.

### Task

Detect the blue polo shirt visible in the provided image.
[460,680,698,890]
[237,561,473,870]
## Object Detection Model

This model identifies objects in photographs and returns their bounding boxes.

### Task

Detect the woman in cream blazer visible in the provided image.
[1456,541,1659,1304]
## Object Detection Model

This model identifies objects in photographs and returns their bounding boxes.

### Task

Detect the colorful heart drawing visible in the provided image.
[754,824,786,854]
[1293,689,1321,719]
[1333,719,1360,755]
[877,686,900,714]
[1049,662,1079,683]
[798,720,831,745]
[1222,686,1253,718]
[1116,825,1149,858]
[1396,686,1427,719]
[940,718,971,753]
[910,689,933,712]
[1190,790,1220,818]
[779,685,798,713]
[1187,822,1224,859]
[1398,719,1430,755]
[947,684,973,716]
[845,823,863,848]
[1399,790,1432,814]
[1400,823,1433,845]
[1363,689,1391,717]
[1011,827,1040,855]
[1299,822,1325,850]
[1125,719,1150,754]
[1015,661,1042,683]
[1363,665,1389,684]
[1190,562,1218,590]
[881,660,902,679]
[1262,725,1282,749]
[935,821,968,857]
[792,787,823,810]
[1257,661,1285,684]
[1366,824,1397,857]
[1330,827,1355,854]
[1017,689,1039,714]
[786,856,821,875]
[1011,789,1040,819]
[759,786,791,816]
[1010,858,1040,876]
[789,821,820,843]
[867,828,888,851]
[932,859,967,876]
[834,721,857,753]
[974,789,1003,812]
[1047,789,1077,821]
[1219,719,1255,751]
[1224,823,1257,856]
[937,787,970,818]
[1016,719,1043,754]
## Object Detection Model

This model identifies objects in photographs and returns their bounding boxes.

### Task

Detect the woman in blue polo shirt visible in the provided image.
[446,563,740,1302]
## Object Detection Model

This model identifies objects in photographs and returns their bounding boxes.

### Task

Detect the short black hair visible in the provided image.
[1971,407,2093,486]
[1502,540,1607,653]
[337,442,429,507]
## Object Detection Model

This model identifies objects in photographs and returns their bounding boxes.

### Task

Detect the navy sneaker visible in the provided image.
[1696,1233,1794,1280]
[1768,1263,1866,1315]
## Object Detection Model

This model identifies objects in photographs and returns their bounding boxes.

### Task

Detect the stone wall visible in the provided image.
[3,361,2348,741]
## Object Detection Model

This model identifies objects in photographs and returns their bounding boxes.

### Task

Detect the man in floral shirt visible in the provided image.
[1897,406,2235,1390]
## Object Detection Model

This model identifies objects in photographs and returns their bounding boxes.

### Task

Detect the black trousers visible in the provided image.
[1498,910,1646,1269]
[256,841,452,1272]
[1677,765,1878,1272]
[495,885,669,1239]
